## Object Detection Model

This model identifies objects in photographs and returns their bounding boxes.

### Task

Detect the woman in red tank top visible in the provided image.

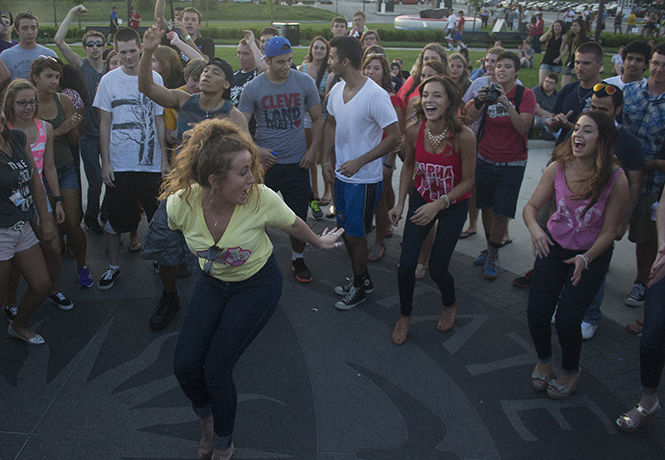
[389,76,476,345]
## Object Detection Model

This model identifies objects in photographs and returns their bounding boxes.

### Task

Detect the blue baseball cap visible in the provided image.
[263,36,292,59]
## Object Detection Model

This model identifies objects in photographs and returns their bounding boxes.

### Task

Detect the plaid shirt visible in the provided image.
[623,79,665,195]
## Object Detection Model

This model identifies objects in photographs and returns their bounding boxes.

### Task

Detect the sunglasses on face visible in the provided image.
[85,41,105,48]
[593,82,618,96]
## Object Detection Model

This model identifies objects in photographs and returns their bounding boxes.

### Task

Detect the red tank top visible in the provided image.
[414,121,471,203]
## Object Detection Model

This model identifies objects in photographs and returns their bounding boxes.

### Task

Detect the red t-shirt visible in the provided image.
[477,85,536,163]
[457,16,465,33]
[130,12,141,29]
[397,76,420,105]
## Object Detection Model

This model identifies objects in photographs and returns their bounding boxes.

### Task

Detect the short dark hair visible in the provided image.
[546,72,559,82]
[332,16,346,27]
[114,27,141,48]
[330,36,363,70]
[496,51,520,72]
[260,26,280,37]
[651,42,665,59]
[622,39,652,62]
[353,10,365,19]
[576,41,604,62]
[593,83,623,108]
[14,11,38,29]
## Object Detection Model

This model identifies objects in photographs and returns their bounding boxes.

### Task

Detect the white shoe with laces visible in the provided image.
[581,321,598,340]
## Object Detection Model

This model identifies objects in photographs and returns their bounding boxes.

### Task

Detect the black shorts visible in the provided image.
[475,156,526,219]
[264,163,311,221]
[104,172,161,234]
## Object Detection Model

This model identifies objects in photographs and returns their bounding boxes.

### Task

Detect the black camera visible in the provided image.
[485,83,502,104]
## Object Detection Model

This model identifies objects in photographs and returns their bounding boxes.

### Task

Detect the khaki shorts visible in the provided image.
[0,223,39,261]
[629,192,660,243]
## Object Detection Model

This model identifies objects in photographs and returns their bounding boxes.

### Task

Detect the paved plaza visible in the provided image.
[2,140,665,459]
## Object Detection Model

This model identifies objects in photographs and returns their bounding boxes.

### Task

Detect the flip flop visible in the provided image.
[129,241,142,253]
[459,230,477,239]
[500,239,513,248]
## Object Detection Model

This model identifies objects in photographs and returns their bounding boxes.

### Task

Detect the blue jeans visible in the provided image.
[640,276,665,394]
[582,277,605,326]
[527,241,613,373]
[173,254,282,450]
[79,134,102,218]
[398,190,468,316]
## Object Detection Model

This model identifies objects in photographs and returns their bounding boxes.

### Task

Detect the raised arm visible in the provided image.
[54,5,86,68]
[139,24,190,109]
[154,0,167,24]
[242,30,267,73]
[166,30,205,62]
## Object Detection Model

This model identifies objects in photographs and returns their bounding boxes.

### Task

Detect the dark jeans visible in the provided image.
[398,190,468,316]
[527,240,613,373]
[80,134,102,218]
[173,254,282,450]
[641,276,665,394]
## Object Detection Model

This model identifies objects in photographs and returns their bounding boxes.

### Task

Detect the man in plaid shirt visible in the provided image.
[622,43,665,307]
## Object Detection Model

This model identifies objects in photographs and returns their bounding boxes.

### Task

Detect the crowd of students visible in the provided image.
[1,3,665,458]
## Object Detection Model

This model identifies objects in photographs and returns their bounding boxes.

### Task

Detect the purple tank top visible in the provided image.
[547,162,623,251]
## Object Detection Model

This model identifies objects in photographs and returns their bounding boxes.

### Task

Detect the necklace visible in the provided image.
[425,125,449,150]
[577,84,592,105]
[205,202,234,228]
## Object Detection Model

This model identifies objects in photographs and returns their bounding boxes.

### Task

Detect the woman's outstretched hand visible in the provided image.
[318,227,345,249]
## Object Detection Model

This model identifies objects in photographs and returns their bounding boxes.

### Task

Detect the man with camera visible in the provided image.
[465,51,536,281]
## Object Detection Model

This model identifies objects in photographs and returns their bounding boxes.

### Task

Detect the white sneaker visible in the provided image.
[581,321,598,340]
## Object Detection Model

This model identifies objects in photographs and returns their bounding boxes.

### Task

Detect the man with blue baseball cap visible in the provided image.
[238,36,323,283]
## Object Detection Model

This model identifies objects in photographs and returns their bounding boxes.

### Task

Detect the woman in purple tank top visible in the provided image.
[523,111,628,400]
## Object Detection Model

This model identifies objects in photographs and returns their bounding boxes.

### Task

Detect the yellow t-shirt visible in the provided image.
[167,184,296,281]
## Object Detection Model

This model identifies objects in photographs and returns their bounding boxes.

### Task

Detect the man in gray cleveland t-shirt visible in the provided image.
[238,36,322,284]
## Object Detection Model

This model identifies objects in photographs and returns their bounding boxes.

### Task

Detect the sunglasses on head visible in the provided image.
[593,82,618,96]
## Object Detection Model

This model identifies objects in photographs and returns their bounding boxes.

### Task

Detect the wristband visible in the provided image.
[320,161,329,167]
[441,194,450,209]
[575,253,589,270]
[184,34,191,42]
[53,195,64,203]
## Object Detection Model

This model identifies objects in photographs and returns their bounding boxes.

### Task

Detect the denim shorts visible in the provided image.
[475,156,526,219]
[56,162,80,191]
[539,63,562,73]
[44,161,80,193]
[334,180,383,237]
[562,65,575,76]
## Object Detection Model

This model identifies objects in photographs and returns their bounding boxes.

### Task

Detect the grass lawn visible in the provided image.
[59,45,618,91]
[8,1,336,26]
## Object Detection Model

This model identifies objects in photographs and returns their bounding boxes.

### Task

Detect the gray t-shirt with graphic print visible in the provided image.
[238,70,319,164]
